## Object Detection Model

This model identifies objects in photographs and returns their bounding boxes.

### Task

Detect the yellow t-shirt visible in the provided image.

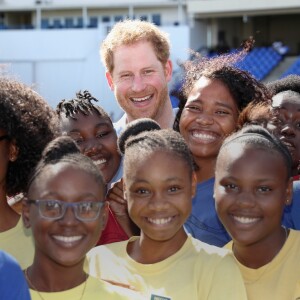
[87,235,247,300]
[0,218,34,269]
[30,276,143,300]
[226,229,300,300]
[293,281,300,300]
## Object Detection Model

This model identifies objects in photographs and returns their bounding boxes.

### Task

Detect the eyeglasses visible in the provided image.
[0,135,9,142]
[27,199,106,222]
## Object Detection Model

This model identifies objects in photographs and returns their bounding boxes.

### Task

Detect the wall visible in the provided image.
[0,25,189,121]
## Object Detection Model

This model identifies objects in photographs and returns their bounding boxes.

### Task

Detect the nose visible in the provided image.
[196,113,214,126]
[236,191,256,208]
[148,192,170,211]
[82,138,101,156]
[59,206,79,225]
[131,75,146,93]
[281,123,296,138]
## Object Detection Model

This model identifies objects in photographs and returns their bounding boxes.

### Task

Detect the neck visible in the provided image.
[232,226,288,269]
[127,228,187,264]
[27,257,87,292]
[194,157,216,183]
[154,98,174,129]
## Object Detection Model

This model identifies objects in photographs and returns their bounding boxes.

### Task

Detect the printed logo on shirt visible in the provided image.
[150,295,171,300]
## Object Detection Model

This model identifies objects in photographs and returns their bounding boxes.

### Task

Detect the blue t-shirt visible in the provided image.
[0,250,31,299]
[282,180,300,229]
[184,177,231,247]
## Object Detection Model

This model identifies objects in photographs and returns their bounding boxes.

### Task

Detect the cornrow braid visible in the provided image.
[119,118,195,176]
[28,136,104,191]
[219,125,293,179]
[56,90,110,121]
[118,118,161,154]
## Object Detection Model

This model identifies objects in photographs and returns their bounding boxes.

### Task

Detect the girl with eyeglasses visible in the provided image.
[22,136,142,300]
[0,77,58,269]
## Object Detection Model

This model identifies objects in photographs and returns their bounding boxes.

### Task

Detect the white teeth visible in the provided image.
[233,216,260,224]
[94,159,106,166]
[53,236,83,243]
[147,217,172,225]
[132,95,151,102]
[192,132,216,142]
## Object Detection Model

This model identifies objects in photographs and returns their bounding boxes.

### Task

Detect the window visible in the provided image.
[88,17,98,28]
[77,17,83,28]
[114,15,123,22]
[152,14,161,26]
[53,19,62,29]
[140,15,148,21]
[65,18,74,28]
[41,18,49,29]
[102,16,110,23]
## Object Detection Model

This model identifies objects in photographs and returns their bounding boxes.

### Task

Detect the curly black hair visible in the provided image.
[0,77,59,196]
[173,41,271,131]
[56,90,110,122]
[266,74,300,96]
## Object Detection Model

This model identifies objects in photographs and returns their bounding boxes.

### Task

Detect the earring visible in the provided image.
[10,156,16,162]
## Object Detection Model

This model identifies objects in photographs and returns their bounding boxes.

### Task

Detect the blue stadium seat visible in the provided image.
[281,57,300,77]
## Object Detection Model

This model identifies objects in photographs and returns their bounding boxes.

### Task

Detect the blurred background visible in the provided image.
[1,0,300,120]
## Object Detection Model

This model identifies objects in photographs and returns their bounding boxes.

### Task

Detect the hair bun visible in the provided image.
[42,136,81,163]
[118,118,161,154]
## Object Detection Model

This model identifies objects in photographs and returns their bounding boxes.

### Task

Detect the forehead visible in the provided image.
[125,150,189,174]
[60,112,112,133]
[112,41,161,71]
[272,91,300,108]
[188,77,234,100]
[217,142,285,171]
[29,163,102,194]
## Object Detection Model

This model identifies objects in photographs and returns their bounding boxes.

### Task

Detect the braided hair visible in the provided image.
[56,90,110,122]
[218,125,293,179]
[118,118,194,178]
[28,136,104,191]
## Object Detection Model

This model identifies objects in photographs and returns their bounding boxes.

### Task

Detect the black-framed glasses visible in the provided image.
[27,199,106,222]
[0,135,9,142]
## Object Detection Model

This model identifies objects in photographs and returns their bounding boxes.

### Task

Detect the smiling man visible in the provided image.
[100,20,175,134]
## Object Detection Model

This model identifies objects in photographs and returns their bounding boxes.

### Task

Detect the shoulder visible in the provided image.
[0,250,19,269]
[87,239,130,262]
[189,236,231,258]
[0,251,31,299]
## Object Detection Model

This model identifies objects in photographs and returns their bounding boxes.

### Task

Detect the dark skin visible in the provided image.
[123,151,196,264]
[215,146,293,269]
[107,179,140,237]
[0,131,20,232]
[22,164,108,292]
[179,77,239,183]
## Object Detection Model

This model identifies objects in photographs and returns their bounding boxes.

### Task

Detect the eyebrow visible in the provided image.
[187,98,236,111]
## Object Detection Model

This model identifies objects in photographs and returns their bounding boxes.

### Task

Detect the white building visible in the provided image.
[1,0,300,117]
